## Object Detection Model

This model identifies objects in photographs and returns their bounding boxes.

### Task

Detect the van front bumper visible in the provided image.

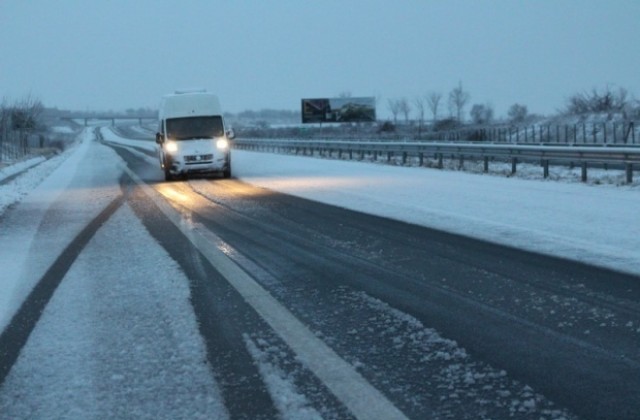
[168,152,230,175]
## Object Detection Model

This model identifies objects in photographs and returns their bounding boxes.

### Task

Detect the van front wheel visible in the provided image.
[164,167,173,181]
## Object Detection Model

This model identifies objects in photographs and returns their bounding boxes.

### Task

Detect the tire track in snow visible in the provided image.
[0,193,125,385]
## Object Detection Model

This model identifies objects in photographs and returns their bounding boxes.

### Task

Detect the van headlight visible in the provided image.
[216,138,229,150]
[165,141,178,153]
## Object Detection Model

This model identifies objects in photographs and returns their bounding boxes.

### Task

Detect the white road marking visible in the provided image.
[124,167,409,420]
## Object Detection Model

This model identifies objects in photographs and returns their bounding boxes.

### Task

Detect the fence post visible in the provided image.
[624,122,634,144]
[532,125,536,142]
[543,160,549,178]
[603,122,607,144]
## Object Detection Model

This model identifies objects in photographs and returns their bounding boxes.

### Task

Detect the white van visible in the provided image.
[155,90,234,180]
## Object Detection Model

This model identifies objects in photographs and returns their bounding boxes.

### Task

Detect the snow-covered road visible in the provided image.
[100,126,640,276]
[0,130,227,418]
[1,126,639,418]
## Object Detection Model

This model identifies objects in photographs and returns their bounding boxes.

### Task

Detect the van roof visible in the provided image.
[160,92,222,119]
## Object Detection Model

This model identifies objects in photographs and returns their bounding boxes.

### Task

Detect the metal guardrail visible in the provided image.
[234,138,640,183]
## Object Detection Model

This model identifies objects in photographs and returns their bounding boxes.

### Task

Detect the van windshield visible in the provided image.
[165,116,224,140]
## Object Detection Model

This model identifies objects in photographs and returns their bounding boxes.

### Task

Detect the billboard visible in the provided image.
[301,97,376,123]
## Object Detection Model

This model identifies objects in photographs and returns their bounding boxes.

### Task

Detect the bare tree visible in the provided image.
[565,85,629,117]
[9,94,44,155]
[426,92,442,125]
[338,91,352,98]
[414,96,426,135]
[448,82,470,122]
[397,98,411,124]
[387,99,401,125]
[0,98,9,150]
[507,103,528,123]
[470,103,494,125]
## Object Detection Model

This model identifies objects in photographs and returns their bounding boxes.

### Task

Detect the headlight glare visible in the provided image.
[216,138,229,150]
[165,141,178,153]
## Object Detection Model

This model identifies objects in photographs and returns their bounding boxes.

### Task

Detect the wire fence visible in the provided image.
[420,121,637,145]
[237,121,639,146]
[0,129,57,163]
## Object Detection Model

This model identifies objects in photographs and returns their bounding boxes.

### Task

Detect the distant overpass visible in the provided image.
[59,116,157,127]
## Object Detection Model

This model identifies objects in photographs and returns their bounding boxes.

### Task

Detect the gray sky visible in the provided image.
[1,0,639,118]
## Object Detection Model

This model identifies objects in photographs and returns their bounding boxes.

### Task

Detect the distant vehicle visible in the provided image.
[155,90,234,181]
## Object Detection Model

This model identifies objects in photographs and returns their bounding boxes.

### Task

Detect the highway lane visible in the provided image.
[109,139,640,419]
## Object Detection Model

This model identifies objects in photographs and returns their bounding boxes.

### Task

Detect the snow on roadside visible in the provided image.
[231,150,640,277]
[0,156,45,182]
[0,129,85,213]
[0,203,227,419]
[0,128,122,332]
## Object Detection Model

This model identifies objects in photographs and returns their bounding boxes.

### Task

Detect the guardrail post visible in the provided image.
[543,160,549,178]
[387,152,392,162]
[458,155,464,169]
[438,154,443,169]
[581,162,588,182]
[484,156,489,173]
[419,152,424,166]
[626,163,633,183]
[402,152,408,164]
[511,158,517,174]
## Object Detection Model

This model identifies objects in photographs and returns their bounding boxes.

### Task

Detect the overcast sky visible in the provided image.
[1,1,638,118]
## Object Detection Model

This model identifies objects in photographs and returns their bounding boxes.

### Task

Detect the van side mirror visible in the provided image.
[225,129,235,140]
[155,132,164,144]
